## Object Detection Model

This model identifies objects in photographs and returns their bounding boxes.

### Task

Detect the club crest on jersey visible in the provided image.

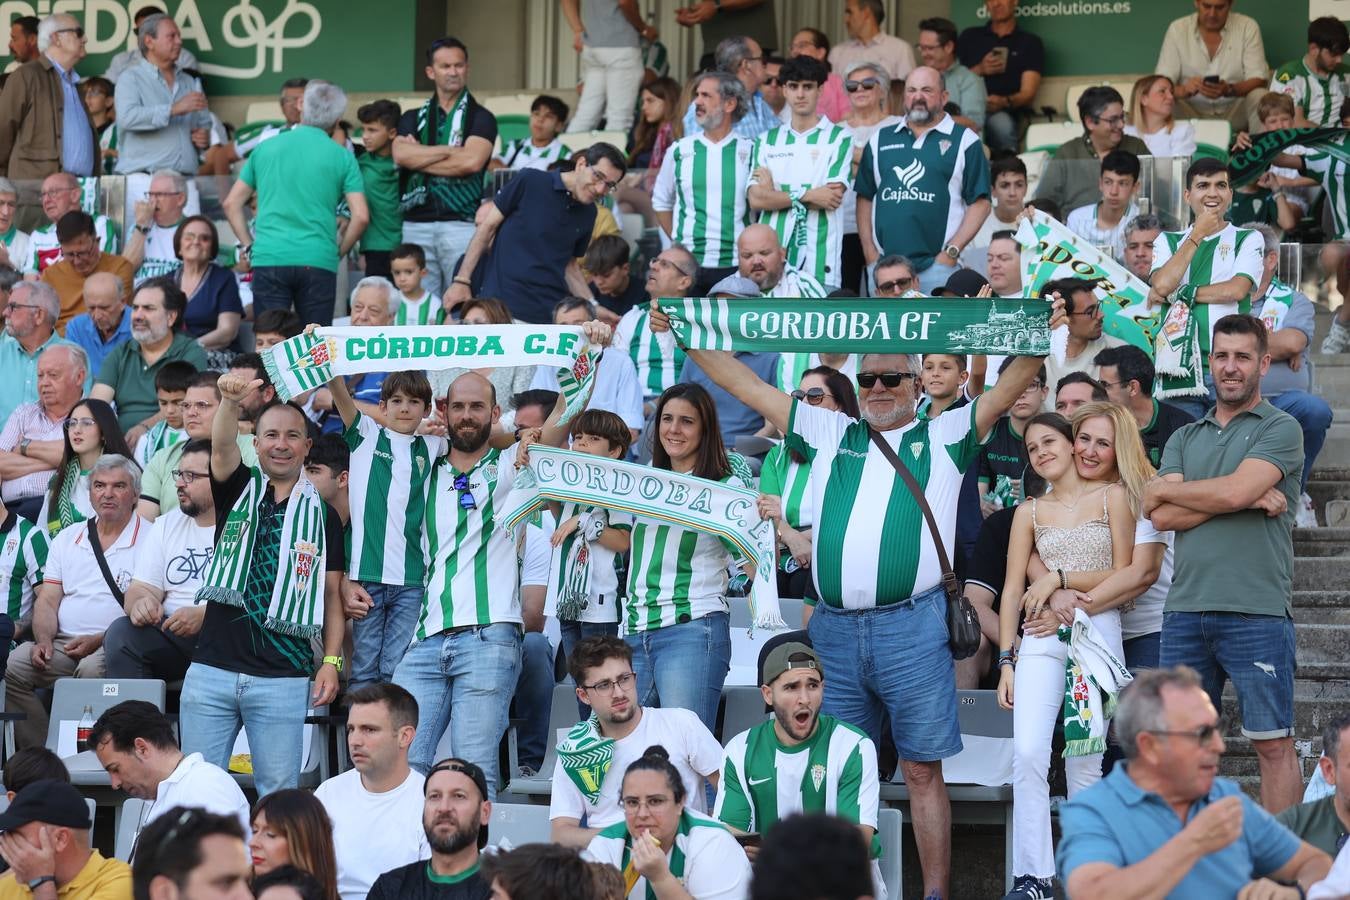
[811,763,826,791]
[1218,242,1233,260]
[2,537,16,557]
[911,442,924,459]
[938,138,951,154]
[293,541,318,594]
[483,464,499,482]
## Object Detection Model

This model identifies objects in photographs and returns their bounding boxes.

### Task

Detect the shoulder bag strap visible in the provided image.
[86,519,127,608]
[866,429,959,602]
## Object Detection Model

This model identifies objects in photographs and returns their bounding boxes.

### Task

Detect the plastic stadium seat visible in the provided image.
[717,685,767,744]
[1065,81,1139,122]
[244,101,282,124]
[483,94,536,118]
[1191,119,1232,161]
[397,96,429,113]
[877,807,903,899]
[569,130,628,152]
[504,683,577,798]
[1024,121,1082,156]
[490,803,553,848]
[1019,150,1049,196]
[496,114,531,148]
[115,798,147,861]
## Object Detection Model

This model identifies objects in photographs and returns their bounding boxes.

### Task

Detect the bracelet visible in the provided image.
[1058,568,1067,590]
[998,658,1016,669]
[998,649,1015,661]
[453,277,472,287]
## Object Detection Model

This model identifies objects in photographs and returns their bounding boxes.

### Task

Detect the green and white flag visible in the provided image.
[262,325,602,424]
[656,296,1064,357]
[501,445,786,631]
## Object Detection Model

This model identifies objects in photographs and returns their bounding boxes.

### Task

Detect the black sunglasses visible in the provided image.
[857,372,916,389]
[763,76,780,86]
[845,77,882,92]
[791,387,828,405]
[452,472,477,510]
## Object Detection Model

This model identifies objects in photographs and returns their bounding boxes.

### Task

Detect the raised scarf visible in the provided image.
[501,445,785,631]
[48,460,86,537]
[1229,127,1350,187]
[400,92,470,212]
[194,467,327,639]
[1058,609,1133,757]
[262,325,601,424]
[656,296,1064,358]
[556,714,614,804]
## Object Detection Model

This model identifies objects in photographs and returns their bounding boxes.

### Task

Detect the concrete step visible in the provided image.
[1293,589,1350,610]
[1293,556,1350,591]
[1294,527,1350,556]
[1294,622,1350,663]
[1219,690,1350,748]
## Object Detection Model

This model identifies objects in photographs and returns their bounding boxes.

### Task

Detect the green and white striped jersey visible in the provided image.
[789,398,986,608]
[544,500,632,623]
[759,442,814,531]
[1271,58,1349,128]
[587,809,752,900]
[494,137,572,172]
[715,714,879,837]
[134,420,187,469]
[774,351,856,395]
[134,221,184,284]
[343,412,446,587]
[0,512,47,620]
[1151,223,1262,354]
[1302,143,1350,240]
[394,291,445,326]
[419,444,523,634]
[624,473,747,632]
[651,132,754,268]
[763,263,827,299]
[750,119,853,287]
[613,307,686,399]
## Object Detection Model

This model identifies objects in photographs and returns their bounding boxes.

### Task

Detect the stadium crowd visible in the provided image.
[0,0,1349,898]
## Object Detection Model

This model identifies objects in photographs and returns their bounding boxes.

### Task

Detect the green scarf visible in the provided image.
[656,297,1062,357]
[556,715,615,804]
[194,466,328,639]
[400,92,470,212]
[1229,127,1350,187]
[1058,611,1133,757]
[1155,284,1207,398]
[48,461,87,537]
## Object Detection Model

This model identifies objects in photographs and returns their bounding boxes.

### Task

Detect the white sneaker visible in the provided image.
[1322,319,1350,355]
[1297,492,1318,528]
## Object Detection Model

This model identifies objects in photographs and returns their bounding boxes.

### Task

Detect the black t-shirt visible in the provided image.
[591,274,650,318]
[976,416,1027,509]
[396,95,498,224]
[194,462,345,678]
[956,24,1046,100]
[964,504,1017,605]
[368,861,491,900]
[1141,400,1196,469]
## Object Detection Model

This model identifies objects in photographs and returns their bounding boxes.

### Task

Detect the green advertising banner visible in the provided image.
[951,0,1312,78]
[0,1,419,96]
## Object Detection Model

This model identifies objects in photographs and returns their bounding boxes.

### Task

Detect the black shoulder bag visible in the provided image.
[86,520,127,608]
[867,430,982,659]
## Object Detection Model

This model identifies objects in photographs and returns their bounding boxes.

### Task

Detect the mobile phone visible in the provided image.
[1203,75,1221,84]
[735,832,763,848]
[991,46,1010,64]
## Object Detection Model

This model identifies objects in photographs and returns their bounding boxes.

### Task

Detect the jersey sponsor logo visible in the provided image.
[879,159,936,203]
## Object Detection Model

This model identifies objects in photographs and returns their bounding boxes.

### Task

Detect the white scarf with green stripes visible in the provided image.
[195,467,327,640]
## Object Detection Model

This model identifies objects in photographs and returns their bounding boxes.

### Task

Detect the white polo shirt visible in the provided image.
[45,515,149,636]
[141,751,252,838]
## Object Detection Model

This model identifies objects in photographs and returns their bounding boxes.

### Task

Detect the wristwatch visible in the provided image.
[943,243,961,261]
[135,224,152,235]
[18,438,30,457]
[322,655,343,671]
[27,876,55,891]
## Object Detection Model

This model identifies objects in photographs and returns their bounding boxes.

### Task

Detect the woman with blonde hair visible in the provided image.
[1125,75,1197,158]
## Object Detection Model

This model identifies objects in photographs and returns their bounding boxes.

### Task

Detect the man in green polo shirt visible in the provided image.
[1277,714,1350,856]
[1145,313,1305,815]
[91,278,207,441]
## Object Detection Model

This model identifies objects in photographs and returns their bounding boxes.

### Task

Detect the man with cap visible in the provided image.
[933,267,989,299]
[367,758,492,900]
[0,779,130,900]
[714,641,885,897]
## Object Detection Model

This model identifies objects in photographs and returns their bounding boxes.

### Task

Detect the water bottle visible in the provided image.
[76,705,94,753]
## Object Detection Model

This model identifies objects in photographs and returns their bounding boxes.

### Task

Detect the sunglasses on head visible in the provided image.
[857,372,916,389]
[791,387,827,405]
[845,77,882,92]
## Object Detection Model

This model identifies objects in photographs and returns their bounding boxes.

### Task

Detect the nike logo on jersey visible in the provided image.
[748,776,773,786]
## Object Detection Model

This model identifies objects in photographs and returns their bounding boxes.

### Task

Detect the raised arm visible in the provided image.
[212,373,257,480]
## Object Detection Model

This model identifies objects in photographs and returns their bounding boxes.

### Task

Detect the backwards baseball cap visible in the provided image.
[709,274,762,298]
[760,642,823,686]
[0,780,91,832]
[934,268,989,298]
[425,758,490,849]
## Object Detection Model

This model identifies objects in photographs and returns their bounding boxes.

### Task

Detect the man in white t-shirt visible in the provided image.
[549,636,723,849]
[89,698,250,838]
[122,169,188,284]
[314,683,430,900]
[104,439,214,682]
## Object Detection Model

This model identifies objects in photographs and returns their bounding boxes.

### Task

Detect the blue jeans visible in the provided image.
[512,632,556,772]
[179,662,310,797]
[984,110,1022,155]
[560,620,620,717]
[402,220,475,299]
[1169,372,1216,423]
[917,258,959,295]
[1160,611,1296,739]
[1123,632,1161,675]
[251,265,339,327]
[393,623,522,797]
[350,582,425,692]
[1268,390,1332,491]
[807,584,962,762]
[625,612,731,733]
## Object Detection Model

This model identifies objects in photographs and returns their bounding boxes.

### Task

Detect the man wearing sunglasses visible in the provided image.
[0,13,97,182]
[614,245,696,406]
[648,292,1065,900]
[1058,667,1331,899]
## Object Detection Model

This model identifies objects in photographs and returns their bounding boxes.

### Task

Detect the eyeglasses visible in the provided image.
[39,188,77,198]
[651,257,694,278]
[452,472,478,510]
[1094,115,1126,127]
[1096,379,1127,391]
[856,372,916,389]
[743,54,764,64]
[7,302,41,313]
[171,469,209,484]
[581,671,637,694]
[590,168,621,194]
[61,245,98,260]
[177,400,215,413]
[1021,380,1045,392]
[1144,724,1222,745]
[620,795,673,813]
[845,77,882,92]
[876,276,913,294]
[1068,305,1101,317]
[147,191,184,199]
[64,417,97,429]
[791,387,827,405]
[53,26,84,39]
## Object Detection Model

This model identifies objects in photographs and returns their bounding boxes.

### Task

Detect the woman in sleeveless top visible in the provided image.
[996,412,1136,895]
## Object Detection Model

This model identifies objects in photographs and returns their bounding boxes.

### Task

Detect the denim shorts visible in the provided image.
[1160,611,1296,740]
[807,583,962,762]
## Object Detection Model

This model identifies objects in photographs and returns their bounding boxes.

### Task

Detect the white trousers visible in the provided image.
[1011,608,1123,878]
[568,46,643,133]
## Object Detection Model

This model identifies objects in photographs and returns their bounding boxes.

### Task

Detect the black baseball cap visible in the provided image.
[0,780,91,831]
[425,758,490,849]
[934,268,990,298]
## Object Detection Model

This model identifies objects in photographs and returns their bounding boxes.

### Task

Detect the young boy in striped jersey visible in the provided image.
[0,483,47,669]
[490,95,573,172]
[134,361,194,469]
[390,243,442,326]
[325,369,446,691]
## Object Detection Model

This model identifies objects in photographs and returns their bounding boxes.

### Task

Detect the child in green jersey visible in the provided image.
[390,243,442,326]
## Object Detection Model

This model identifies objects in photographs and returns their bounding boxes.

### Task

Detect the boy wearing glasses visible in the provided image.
[549,636,723,850]
[1040,276,1126,411]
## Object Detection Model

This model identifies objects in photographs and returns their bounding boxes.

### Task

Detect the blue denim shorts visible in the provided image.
[1160,611,1296,740]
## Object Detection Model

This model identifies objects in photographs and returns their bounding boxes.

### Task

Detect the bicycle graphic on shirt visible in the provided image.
[167,548,215,586]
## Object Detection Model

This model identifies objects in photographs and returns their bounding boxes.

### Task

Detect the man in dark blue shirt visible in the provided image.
[444,143,626,324]
[956,0,1045,154]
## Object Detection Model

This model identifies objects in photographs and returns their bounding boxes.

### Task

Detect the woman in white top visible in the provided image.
[841,61,894,294]
[586,746,752,900]
[1125,75,1197,159]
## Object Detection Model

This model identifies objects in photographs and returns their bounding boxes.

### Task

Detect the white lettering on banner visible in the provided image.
[974,0,1131,16]
[537,456,724,518]
[0,0,321,80]
[739,310,893,341]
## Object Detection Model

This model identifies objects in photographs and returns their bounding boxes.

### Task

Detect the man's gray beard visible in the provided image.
[133,324,169,345]
[906,103,933,124]
[863,400,915,429]
[696,108,726,132]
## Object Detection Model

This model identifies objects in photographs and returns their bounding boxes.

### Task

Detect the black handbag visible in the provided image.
[867,430,982,660]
